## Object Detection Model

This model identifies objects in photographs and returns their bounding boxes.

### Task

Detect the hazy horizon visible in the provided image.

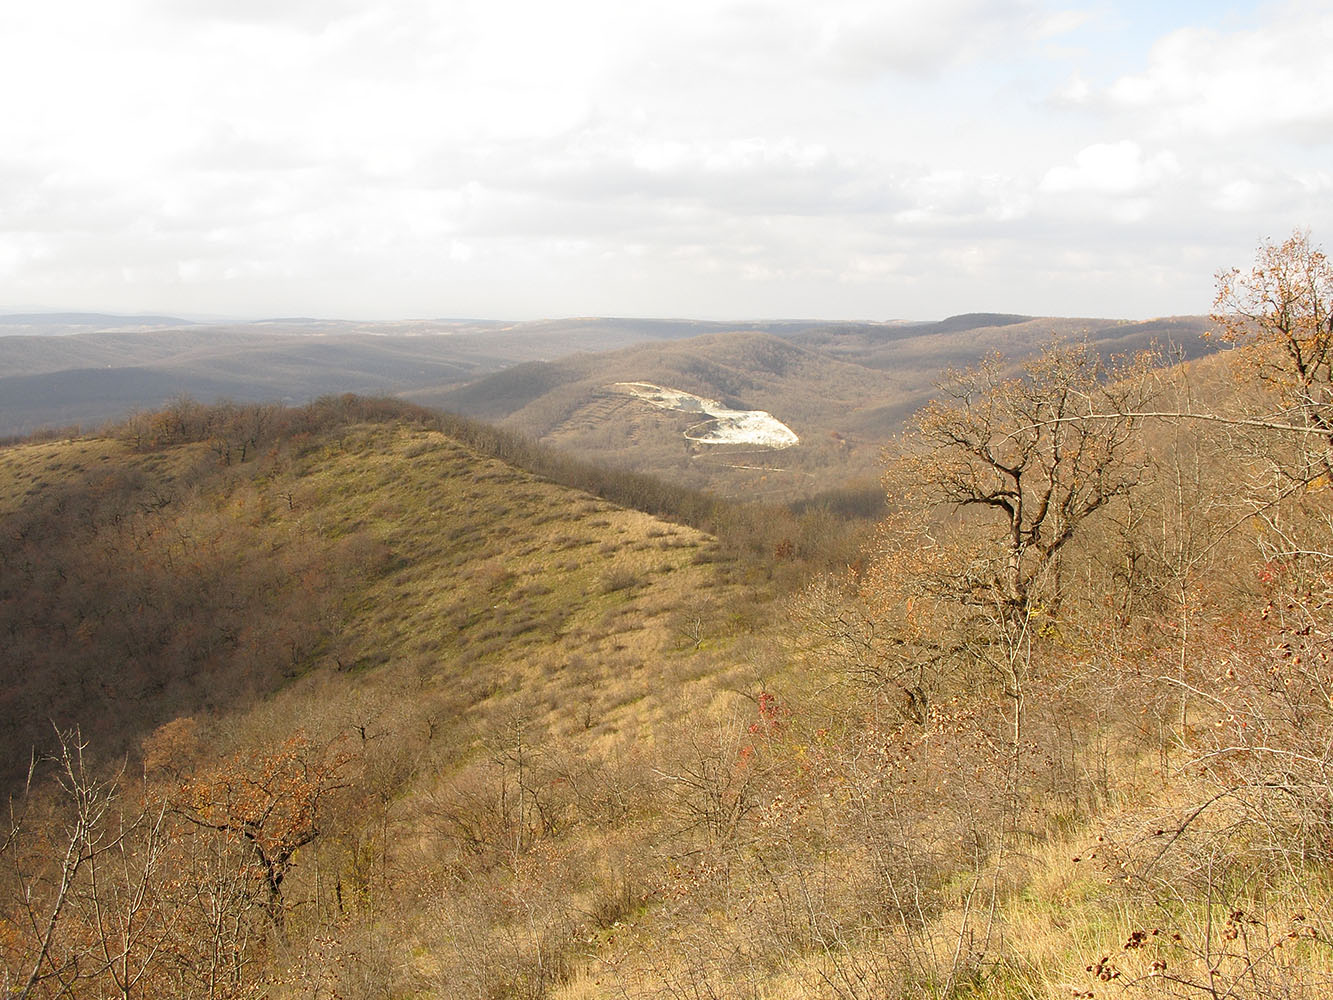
[0,307,1208,331]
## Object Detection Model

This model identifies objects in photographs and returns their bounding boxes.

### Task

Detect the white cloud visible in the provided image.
[810,0,1067,77]
[1040,141,1180,196]
[0,0,1330,320]
[1103,2,1333,140]
[1051,73,1092,106]
[1033,8,1093,40]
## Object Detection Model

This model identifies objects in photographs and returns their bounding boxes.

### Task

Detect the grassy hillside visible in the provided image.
[5,295,1333,1000]
[0,400,780,787]
[0,397,815,996]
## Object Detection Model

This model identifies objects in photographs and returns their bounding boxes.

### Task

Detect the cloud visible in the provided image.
[1050,73,1092,106]
[891,170,1033,228]
[1,0,1330,321]
[804,0,1074,77]
[1040,141,1180,196]
[1103,2,1333,141]
[143,0,367,30]
[1200,165,1333,216]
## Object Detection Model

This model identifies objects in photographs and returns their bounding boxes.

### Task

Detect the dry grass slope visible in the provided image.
[5,270,1332,1000]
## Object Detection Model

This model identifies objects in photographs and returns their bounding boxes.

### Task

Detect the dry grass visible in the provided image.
[8,343,1333,1000]
[34,418,781,998]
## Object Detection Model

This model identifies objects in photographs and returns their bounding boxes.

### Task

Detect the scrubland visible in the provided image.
[4,236,1333,999]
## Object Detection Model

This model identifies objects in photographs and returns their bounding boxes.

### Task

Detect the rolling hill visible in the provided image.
[409,314,1218,499]
[408,332,911,500]
[0,317,733,437]
[0,399,777,791]
[0,314,1216,494]
[0,397,830,997]
[776,312,1213,372]
[4,342,1333,1000]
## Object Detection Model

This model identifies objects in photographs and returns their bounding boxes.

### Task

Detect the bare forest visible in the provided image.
[4,233,1333,999]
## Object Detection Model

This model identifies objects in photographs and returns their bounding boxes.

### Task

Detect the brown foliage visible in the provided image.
[176,733,352,930]
[901,341,1160,615]
[1214,229,1333,483]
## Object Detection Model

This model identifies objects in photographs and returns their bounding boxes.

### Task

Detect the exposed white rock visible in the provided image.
[611,382,798,448]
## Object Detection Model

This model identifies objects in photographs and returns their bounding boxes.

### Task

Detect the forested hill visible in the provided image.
[4,234,1333,999]
[0,396,793,787]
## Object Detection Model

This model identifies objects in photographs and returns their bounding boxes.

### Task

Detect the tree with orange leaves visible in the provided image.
[175,733,350,932]
[1214,229,1333,484]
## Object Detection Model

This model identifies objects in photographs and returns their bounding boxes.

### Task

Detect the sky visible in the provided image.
[1,0,1331,322]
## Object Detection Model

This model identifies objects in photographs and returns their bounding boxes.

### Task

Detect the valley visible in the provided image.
[1,312,1216,503]
[5,0,1326,992]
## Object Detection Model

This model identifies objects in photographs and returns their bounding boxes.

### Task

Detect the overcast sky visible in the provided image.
[1,0,1330,321]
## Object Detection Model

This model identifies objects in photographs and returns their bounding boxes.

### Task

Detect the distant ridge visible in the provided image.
[0,312,194,328]
[912,313,1033,334]
[0,313,1217,488]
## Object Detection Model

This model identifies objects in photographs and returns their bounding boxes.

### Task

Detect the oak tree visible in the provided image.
[176,734,350,931]
[902,342,1159,619]
[1214,229,1333,484]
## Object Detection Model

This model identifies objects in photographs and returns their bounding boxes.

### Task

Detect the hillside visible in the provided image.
[0,315,1216,494]
[3,396,938,999]
[776,312,1214,372]
[411,317,1217,500]
[5,286,1333,999]
[0,312,195,335]
[0,400,775,792]
[0,318,733,437]
[0,316,864,438]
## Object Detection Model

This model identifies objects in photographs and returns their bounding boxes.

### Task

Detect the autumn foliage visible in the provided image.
[5,234,1333,998]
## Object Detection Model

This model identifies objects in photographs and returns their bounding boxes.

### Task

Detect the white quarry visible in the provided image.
[611,382,799,448]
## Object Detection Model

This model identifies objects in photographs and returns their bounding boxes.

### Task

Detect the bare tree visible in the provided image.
[1214,229,1333,484]
[903,342,1160,618]
[1,729,172,1000]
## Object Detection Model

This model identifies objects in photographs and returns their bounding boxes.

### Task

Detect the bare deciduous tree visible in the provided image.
[903,342,1160,618]
[1214,229,1333,484]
